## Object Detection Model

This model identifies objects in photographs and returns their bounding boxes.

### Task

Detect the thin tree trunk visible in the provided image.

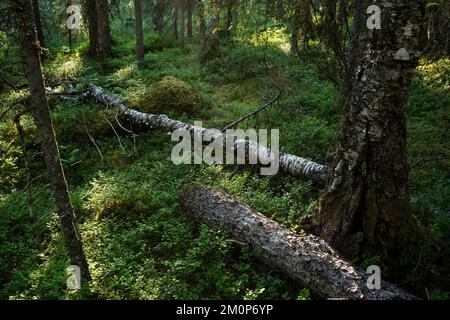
[180,184,418,300]
[290,1,300,55]
[187,0,193,39]
[31,0,45,49]
[85,0,98,56]
[135,0,145,62]
[314,0,426,261]
[225,0,233,40]
[173,0,179,40]
[179,0,185,49]
[209,0,221,57]
[198,0,206,51]
[13,0,91,282]
[153,0,165,32]
[96,0,111,59]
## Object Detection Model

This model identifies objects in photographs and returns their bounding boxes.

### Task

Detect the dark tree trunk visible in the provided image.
[179,0,185,48]
[180,184,418,300]
[31,0,45,49]
[153,0,166,32]
[173,0,179,40]
[313,0,426,261]
[198,0,206,51]
[344,0,365,94]
[300,0,312,50]
[225,0,234,40]
[13,0,91,282]
[290,1,300,55]
[209,0,221,58]
[134,0,145,61]
[96,0,112,59]
[187,0,193,39]
[85,0,99,56]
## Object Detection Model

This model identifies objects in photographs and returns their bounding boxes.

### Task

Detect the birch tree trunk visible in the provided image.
[314,0,426,260]
[134,0,145,62]
[13,0,91,282]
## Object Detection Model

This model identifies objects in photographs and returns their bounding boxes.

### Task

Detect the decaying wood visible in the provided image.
[180,184,418,300]
[82,85,330,185]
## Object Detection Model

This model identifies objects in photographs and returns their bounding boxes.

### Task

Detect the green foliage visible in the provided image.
[0,23,449,301]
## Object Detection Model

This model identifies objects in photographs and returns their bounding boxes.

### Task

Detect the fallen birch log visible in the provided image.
[82,85,330,185]
[179,184,418,300]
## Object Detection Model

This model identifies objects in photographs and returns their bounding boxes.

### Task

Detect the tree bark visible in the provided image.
[290,1,300,55]
[198,0,206,51]
[134,0,145,62]
[31,0,45,49]
[82,85,330,184]
[153,0,166,33]
[179,0,185,49]
[187,0,193,39]
[314,0,426,260]
[85,0,99,56]
[173,0,179,40]
[180,184,418,300]
[96,0,112,59]
[13,0,91,282]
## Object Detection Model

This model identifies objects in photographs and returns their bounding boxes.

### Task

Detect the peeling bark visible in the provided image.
[81,85,330,184]
[180,184,418,300]
[315,0,426,259]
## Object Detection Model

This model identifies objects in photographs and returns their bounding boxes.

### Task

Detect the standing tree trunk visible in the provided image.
[31,0,45,49]
[13,0,91,282]
[209,0,221,58]
[85,0,99,56]
[187,0,193,40]
[173,0,179,40]
[313,0,426,261]
[134,0,145,62]
[198,0,206,51]
[179,0,185,49]
[300,0,312,50]
[225,0,234,40]
[290,1,300,55]
[153,0,166,32]
[96,0,112,59]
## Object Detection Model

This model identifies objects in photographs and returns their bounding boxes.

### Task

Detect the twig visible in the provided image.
[0,96,31,122]
[13,105,41,250]
[105,115,125,151]
[222,87,284,132]
[114,108,137,152]
[83,117,104,162]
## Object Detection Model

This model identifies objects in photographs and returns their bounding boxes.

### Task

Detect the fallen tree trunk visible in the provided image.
[179,184,418,300]
[82,85,330,185]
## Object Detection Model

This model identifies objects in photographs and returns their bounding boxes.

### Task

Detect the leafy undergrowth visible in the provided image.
[0,37,448,300]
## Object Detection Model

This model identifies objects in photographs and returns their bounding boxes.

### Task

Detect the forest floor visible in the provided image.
[0,34,449,300]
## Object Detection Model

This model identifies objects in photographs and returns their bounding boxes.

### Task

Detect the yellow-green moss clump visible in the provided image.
[132,76,202,116]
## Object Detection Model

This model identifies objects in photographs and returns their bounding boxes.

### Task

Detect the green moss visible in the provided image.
[130,76,204,117]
